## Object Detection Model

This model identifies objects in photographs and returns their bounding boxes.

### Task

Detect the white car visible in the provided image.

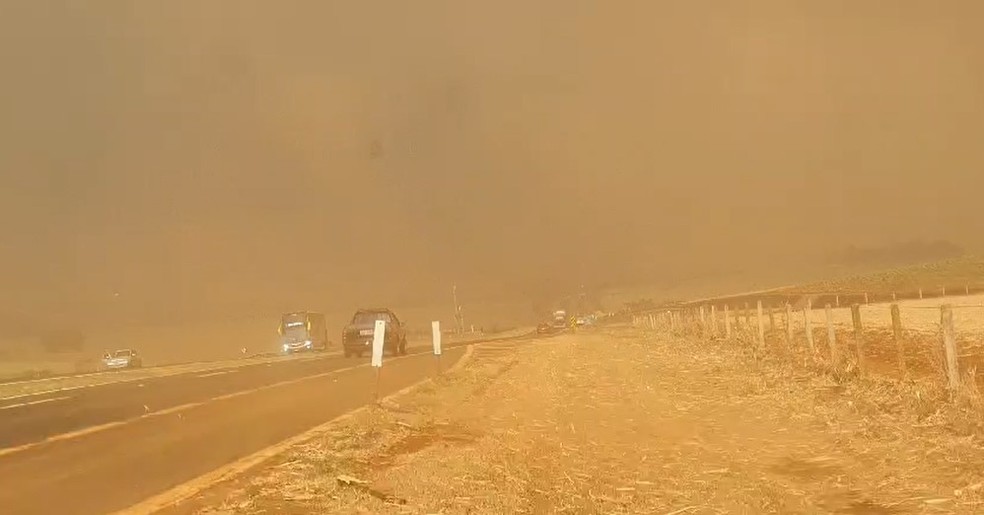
[102,349,143,370]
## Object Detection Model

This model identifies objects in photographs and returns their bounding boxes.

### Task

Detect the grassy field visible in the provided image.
[651,257,984,394]
[609,256,984,312]
[688,296,984,393]
[167,328,984,514]
[782,256,984,295]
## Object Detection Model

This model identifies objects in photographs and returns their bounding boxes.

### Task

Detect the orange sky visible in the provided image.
[2,1,983,326]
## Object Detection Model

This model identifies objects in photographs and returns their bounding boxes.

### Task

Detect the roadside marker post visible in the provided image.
[371,320,386,403]
[432,321,442,375]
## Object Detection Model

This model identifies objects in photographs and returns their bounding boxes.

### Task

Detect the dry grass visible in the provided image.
[171,327,984,514]
[704,300,984,395]
[783,257,984,296]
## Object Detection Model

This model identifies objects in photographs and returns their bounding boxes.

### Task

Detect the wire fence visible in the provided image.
[632,293,984,395]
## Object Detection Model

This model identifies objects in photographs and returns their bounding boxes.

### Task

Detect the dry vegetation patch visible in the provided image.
[175,329,984,514]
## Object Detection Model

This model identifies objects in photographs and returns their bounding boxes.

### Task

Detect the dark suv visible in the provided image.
[342,308,408,358]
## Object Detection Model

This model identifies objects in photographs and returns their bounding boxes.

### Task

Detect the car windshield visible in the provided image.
[352,312,393,325]
[281,313,307,326]
[113,350,132,358]
[283,325,308,341]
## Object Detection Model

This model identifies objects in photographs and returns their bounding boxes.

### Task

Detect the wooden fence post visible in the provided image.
[864,292,869,305]
[756,300,765,348]
[698,305,706,338]
[919,288,923,300]
[966,284,970,296]
[804,300,816,355]
[942,286,947,297]
[825,303,840,367]
[768,304,776,334]
[710,305,718,338]
[785,303,794,348]
[836,295,840,308]
[851,304,865,374]
[724,305,732,339]
[892,292,897,302]
[890,304,908,379]
[940,305,960,392]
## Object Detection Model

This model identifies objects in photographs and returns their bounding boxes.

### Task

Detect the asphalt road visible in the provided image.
[0,344,467,515]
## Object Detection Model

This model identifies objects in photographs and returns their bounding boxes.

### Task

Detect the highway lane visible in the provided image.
[0,345,466,515]
[0,340,473,450]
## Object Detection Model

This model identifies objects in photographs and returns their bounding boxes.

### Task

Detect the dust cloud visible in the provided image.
[2,2,984,351]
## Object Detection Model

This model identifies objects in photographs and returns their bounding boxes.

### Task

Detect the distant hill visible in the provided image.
[828,240,964,268]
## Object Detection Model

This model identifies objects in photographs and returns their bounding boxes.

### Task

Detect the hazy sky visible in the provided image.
[2,1,983,325]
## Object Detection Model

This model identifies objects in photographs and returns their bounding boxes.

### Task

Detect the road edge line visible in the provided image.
[116,344,477,515]
[0,346,467,458]
[0,353,338,402]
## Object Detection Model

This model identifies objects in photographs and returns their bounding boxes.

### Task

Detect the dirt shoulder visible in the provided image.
[167,328,984,514]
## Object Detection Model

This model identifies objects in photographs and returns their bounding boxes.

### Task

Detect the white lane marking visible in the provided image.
[114,345,477,515]
[0,395,73,411]
[0,353,342,402]
[196,370,237,379]
[0,420,128,459]
[0,347,463,458]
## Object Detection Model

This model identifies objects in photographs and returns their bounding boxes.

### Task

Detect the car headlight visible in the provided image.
[304,340,312,348]
[282,344,289,352]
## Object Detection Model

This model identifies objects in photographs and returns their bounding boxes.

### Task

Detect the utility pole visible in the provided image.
[452,284,464,334]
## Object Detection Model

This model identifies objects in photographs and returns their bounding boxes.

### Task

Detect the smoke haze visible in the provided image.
[2,1,984,331]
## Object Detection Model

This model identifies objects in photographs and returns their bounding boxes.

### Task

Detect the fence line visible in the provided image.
[632,297,984,396]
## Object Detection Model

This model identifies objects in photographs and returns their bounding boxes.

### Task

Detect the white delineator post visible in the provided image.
[371,319,386,401]
[432,320,443,374]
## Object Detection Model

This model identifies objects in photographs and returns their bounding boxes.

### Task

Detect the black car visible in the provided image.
[342,308,409,358]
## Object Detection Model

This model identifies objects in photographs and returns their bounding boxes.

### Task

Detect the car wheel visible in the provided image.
[399,338,408,355]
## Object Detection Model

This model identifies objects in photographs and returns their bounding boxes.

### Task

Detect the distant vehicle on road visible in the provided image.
[342,308,408,358]
[278,312,329,354]
[575,315,595,327]
[102,349,142,370]
[537,322,554,335]
[551,310,569,331]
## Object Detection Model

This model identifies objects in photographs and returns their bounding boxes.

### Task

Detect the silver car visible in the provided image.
[102,349,143,370]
